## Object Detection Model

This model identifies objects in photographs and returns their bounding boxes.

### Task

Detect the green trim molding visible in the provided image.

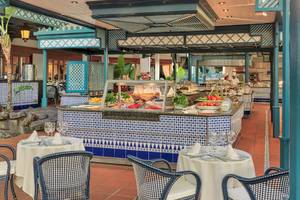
[34,26,101,49]
[13,7,75,28]
[256,0,282,11]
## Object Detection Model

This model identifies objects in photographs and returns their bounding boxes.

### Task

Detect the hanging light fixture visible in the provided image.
[20,23,30,42]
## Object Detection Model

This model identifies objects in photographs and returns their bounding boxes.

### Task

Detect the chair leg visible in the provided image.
[10,175,17,200]
[4,176,9,200]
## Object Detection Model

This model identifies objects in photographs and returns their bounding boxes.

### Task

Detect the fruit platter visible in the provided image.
[196,95,223,102]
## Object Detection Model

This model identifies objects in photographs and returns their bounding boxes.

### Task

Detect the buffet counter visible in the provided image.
[58,103,244,163]
[252,87,282,102]
[0,80,42,109]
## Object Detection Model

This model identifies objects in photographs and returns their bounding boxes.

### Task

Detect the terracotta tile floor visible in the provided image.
[0,103,280,200]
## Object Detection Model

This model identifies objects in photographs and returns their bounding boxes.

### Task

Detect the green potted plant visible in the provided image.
[113,54,135,80]
[113,55,135,92]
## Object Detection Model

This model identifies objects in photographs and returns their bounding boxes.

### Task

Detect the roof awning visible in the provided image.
[87,0,217,33]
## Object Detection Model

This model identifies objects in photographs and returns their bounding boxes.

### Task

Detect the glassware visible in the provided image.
[56,122,67,135]
[207,132,228,156]
[44,122,55,136]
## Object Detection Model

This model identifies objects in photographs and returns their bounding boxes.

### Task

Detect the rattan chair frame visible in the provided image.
[128,155,201,200]
[222,167,289,200]
[33,151,93,200]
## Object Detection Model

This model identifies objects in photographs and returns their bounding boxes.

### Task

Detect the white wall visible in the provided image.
[140,57,151,73]
[32,53,43,80]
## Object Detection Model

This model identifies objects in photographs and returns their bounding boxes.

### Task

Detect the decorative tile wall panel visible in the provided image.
[59,109,242,162]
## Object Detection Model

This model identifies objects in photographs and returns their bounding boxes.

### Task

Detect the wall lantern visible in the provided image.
[21,24,30,42]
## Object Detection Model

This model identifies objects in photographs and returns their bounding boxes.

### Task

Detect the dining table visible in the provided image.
[15,136,85,198]
[177,148,256,200]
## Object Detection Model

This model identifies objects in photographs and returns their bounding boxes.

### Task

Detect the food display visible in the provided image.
[90,78,250,115]
[89,97,103,104]
[102,80,175,111]
[173,94,189,109]
[196,95,223,102]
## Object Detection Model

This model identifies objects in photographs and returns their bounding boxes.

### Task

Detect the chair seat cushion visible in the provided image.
[228,186,289,200]
[228,186,251,200]
[167,177,197,200]
[0,160,15,176]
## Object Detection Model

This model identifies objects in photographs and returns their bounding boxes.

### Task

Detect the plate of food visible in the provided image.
[195,95,223,102]
[89,97,102,105]
[196,102,221,110]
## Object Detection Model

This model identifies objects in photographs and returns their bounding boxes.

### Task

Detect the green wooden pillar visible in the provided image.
[41,49,48,108]
[245,53,250,83]
[270,52,274,122]
[290,0,300,198]
[103,47,108,83]
[172,53,177,81]
[272,22,280,138]
[188,54,192,81]
[195,66,199,84]
[281,0,290,170]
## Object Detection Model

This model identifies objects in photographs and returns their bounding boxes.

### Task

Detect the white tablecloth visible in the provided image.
[15,136,85,198]
[177,149,255,200]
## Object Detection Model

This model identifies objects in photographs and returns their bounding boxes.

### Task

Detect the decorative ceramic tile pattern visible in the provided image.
[39,38,101,49]
[59,110,241,162]
[0,82,39,106]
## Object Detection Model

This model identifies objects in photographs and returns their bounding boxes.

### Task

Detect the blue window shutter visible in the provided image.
[66,61,89,94]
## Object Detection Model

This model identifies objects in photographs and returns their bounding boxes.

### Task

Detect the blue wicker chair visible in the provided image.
[0,144,17,200]
[33,151,93,200]
[128,155,201,200]
[222,167,289,200]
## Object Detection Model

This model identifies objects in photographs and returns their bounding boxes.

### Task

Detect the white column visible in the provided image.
[140,57,151,73]
[82,54,88,61]
[154,54,160,80]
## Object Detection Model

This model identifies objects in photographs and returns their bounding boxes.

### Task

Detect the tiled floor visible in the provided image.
[0,103,280,200]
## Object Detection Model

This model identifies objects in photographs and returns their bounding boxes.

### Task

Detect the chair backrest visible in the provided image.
[128,155,181,200]
[223,170,289,200]
[0,153,11,200]
[34,151,93,200]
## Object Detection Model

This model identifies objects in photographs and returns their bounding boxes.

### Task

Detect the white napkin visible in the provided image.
[52,133,63,145]
[188,143,201,155]
[226,145,239,159]
[25,131,41,142]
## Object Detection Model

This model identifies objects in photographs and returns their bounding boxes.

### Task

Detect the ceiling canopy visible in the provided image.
[87,0,217,33]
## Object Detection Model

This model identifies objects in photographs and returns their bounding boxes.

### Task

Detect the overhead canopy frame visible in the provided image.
[108,23,275,53]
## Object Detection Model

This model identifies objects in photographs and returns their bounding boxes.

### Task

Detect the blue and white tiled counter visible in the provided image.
[58,104,244,163]
[0,81,41,109]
